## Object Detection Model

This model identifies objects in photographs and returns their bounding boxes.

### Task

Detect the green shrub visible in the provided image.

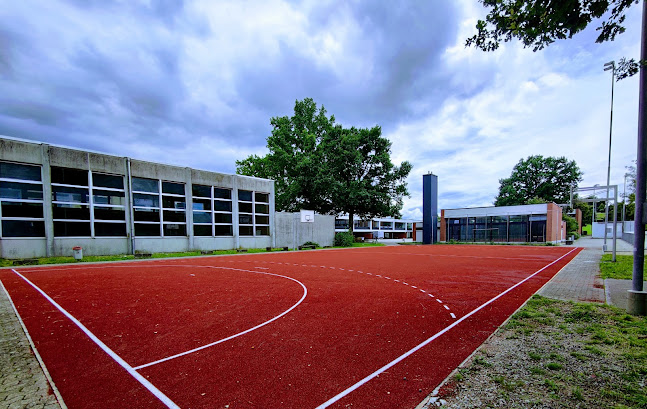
[334,232,355,247]
[302,241,319,247]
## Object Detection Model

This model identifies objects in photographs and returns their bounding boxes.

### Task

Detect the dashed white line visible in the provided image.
[443,305,450,310]
[450,313,456,319]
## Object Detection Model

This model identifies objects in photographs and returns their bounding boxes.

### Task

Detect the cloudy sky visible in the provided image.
[1,1,642,220]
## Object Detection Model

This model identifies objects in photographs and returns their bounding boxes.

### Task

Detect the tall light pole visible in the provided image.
[603,60,615,252]
[622,172,628,225]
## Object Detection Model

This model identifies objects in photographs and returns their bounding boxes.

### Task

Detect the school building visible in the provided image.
[0,136,275,258]
[440,203,580,244]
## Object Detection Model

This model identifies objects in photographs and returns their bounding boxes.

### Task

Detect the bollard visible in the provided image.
[72,246,83,260]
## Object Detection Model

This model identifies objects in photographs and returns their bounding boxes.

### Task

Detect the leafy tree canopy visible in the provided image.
[494,155,583,206]
[466,0,642,79]
[236,98,413,230]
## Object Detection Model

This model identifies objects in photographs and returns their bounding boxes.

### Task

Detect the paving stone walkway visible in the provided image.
[537,244,606,303]
[0,283,63,409]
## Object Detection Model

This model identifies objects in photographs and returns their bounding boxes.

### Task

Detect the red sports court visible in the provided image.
[1,244,580,408]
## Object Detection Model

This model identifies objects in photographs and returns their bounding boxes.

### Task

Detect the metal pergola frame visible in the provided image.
[570,184,618,261]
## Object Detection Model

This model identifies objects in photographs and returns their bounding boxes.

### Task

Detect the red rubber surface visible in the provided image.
[0,245,581,409]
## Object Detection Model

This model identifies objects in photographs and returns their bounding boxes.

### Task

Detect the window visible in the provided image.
[192,184,233,236]
[0,162,44,237]
[132,177,160,236]
[335,219,349,230]
[354,220,370,230]
[132,178,187,237]
[238,189,270,236]
[51,166,90,237]
[161,181,186,236]
[92,173,126,237]
[395,222,405,230]
[380,221,393,230]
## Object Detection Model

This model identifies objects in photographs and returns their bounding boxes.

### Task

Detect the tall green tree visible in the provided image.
[494,155,583,206]
[466,0,642,79]
[236,98,334,213]
[322,125,413,232]
[236,98,413,228]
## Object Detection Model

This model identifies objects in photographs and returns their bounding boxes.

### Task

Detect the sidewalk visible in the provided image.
[0,283,63,409]
[538,236,635,306]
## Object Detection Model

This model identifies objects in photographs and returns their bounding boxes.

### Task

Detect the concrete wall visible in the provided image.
[275,212,335,248]
[592,222,623,239]
[0,136,275,258]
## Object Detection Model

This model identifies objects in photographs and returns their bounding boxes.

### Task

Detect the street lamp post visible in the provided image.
[603,60,615,253]
[623,172,628,226]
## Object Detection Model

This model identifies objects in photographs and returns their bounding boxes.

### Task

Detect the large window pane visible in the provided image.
[93,173,124,189]
[53,186,88,203]
[51,167,88,186]
[0,162,41,181]
[193,211,212,224]
[238,190,253,201]
[214,201,232,212]
[192,184,211,198]
[163,210,186,222]
[1,182,43,200]
[95,222,126,237]
[133,193,159,208]
[239,202,253,213]
[135,223,160,236]
[192,198,211,211]
[1,201,43,218]
[194,225,212,236]
[255,203,269,214]
[163,224,186,236]
[134,209,160,222]
[255,215,269,225]
[93,190,125,206]
[214,188,231,199]
[53,204,90,220]
[132,177,158,193]
[54,221,91,237]
[255,192,269,203]
[215,225,232,236]
[2,220,45,237]
[214,213,232,224]
[256,226,270,236]
[163,196,186,209]
[94,207,126,221]
[239,226,253,236]
[162,181,184,195]
[239,214,253,225]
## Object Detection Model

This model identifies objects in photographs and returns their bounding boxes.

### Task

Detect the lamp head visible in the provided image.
[603,61,615,71]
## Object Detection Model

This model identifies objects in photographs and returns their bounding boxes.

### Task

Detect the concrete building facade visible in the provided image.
[440,203,566,244]
[0,137,275,258]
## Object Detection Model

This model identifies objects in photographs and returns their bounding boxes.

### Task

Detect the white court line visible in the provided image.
[9,269,180,409]
[134,266,308,369]
[450,313,456,319]
[315,247,578,408]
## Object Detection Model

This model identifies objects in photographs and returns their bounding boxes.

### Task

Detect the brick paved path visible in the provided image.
[0,282,63,409]
[537,238,606,303]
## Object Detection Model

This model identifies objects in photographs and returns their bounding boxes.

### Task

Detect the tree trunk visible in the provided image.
[348,211,354,233]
